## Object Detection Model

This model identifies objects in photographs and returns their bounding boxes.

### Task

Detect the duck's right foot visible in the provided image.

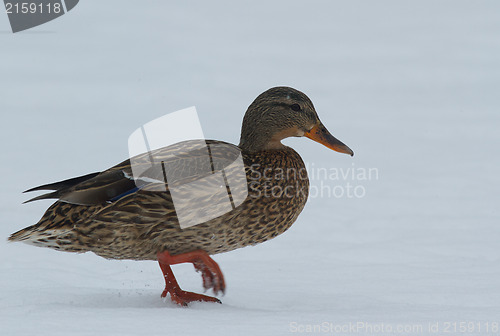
[161,287,221,306]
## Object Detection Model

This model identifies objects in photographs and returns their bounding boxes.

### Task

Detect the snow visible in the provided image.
[1,1,499,335]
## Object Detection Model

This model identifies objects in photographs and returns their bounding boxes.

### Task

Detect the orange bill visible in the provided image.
[304,123,354,156]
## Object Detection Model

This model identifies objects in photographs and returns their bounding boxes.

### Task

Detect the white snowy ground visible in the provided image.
[1,1,499,335]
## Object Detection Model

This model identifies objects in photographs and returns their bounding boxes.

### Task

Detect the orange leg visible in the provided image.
[157,250,225,306]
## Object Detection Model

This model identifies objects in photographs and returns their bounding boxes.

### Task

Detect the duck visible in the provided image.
[9,86,354,306]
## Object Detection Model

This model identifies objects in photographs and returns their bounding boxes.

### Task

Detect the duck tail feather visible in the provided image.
[24,172,100,193]
[22,191,60,204]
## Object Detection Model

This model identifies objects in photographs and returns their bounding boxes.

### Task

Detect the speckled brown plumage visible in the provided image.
[11,145,309,259]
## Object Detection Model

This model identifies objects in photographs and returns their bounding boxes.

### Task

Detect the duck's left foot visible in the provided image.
[157,249,225,306]
[191,254,225,295]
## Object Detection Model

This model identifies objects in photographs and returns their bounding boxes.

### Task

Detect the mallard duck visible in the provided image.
[9,87,353,306]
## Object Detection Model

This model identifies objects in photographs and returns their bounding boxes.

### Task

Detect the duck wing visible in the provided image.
[23,140,244,206]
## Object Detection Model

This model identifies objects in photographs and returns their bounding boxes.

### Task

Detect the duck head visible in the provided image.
[238,86,354,156]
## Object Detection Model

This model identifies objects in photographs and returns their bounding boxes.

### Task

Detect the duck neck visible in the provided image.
[239,133,285,153]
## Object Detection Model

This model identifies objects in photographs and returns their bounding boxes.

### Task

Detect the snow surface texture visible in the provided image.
[1,1,499,335]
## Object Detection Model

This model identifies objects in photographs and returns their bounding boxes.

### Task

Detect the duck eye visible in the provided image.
[290,103,302,112]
